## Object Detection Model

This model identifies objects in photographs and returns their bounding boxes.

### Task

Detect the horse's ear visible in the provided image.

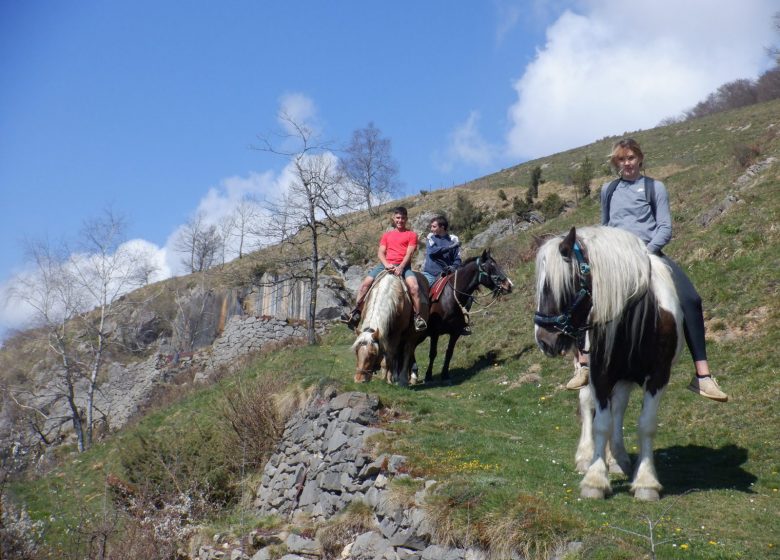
[559,227,577,260]
[481,248,489,260]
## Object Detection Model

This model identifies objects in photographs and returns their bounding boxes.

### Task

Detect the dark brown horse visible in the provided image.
[420,249,513,383]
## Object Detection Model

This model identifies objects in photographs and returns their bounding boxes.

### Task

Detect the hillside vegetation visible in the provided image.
[4,99,780,559]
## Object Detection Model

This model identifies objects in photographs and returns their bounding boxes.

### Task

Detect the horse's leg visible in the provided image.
[631,388,665,501]
[441,334,460,380]
[608,381,633,476]
[575,386,595,474]
[580,400,612,499]
[425,334,439,382]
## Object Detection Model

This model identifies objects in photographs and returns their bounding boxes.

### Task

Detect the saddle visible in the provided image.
[429,274,451,303]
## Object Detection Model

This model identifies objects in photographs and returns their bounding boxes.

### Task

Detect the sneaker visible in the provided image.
[565,363,589,390]
[414,314,427,332]
[460,325,472,336]
[687,375,728,402]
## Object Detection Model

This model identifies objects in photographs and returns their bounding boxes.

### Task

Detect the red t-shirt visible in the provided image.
[380,229,419,265]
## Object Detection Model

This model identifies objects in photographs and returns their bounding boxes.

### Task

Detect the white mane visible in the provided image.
[536,226,652,325]
[351,273,408,350]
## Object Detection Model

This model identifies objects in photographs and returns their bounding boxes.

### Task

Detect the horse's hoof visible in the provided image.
[580,486,606,499]
[609,460,631,476]
[633,488,660,502]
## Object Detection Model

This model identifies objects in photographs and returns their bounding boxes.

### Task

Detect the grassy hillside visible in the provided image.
[6,100,780,559]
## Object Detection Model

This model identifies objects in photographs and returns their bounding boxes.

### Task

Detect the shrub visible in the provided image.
[220,373,291,473]
[497,189,507,201]
[732,143,761,169]
[119,413,236,509]
[540,194,564,219]
[512,196,532,219]
[529,166,543,199]
[449,193,484,241]
[571,156,594,201]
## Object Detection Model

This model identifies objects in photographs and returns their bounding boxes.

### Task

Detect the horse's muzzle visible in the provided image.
[534,325,571,357]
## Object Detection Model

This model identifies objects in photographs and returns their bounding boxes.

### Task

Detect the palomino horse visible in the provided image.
[534,226,682,501]
[422,249,513,382]
[352,271,429,386]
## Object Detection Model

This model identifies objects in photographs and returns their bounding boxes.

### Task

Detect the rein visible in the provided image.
[451,257,509,323]
[533,239,593,350]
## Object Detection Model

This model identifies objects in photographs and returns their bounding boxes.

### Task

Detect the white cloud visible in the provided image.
[436,111,497,173]
[505,0,778,159]
[0,238,170,337]
[278,92,319,136]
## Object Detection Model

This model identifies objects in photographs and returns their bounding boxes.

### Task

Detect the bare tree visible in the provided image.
[7,239,88,450]
[756,65,780,102]
[232,197,262,258]
[216,214,236,267]
[175,213,205,273]
[192,224,221,272]
[254,113,358,343]
[175,213,221,273]
[7,211,154,451]
[340,122,401,215]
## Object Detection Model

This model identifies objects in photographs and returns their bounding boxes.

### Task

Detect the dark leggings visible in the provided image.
[663,256,707,362]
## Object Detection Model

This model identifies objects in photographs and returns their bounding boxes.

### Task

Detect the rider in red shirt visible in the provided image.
[341,206,427,331]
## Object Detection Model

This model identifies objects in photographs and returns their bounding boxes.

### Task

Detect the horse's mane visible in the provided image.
[536,226,652,325]
[351,273,408,350]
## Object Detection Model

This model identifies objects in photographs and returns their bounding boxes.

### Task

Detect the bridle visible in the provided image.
[454,256,509,299]
[533,239,593,350]
[355,328,381,375]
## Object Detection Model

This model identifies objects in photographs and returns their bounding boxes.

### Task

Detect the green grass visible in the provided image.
[7,100,780,559]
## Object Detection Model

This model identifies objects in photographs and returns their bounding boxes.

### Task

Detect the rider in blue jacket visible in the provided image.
[422,215,461,286]
[423,215,470,335]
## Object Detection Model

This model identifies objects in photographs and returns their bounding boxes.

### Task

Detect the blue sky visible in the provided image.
[1,0,777,335]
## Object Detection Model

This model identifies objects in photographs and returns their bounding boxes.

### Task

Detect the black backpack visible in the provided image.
[603,176,657,219]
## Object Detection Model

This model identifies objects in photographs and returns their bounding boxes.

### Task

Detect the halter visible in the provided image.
[354,327,381,374]
[533,239,593,350]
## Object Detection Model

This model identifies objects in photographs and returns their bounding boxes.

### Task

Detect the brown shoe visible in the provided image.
[687,375,728,402]
[566,363,589,390]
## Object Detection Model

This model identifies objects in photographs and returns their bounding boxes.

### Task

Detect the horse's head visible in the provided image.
[352,327,383,383]
[477,249,513,295]
[533,227,592,357]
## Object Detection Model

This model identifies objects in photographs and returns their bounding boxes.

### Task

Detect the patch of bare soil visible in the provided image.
[705,306,770,342]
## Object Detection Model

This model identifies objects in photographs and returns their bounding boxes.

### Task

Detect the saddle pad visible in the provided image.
[429,274,451,302]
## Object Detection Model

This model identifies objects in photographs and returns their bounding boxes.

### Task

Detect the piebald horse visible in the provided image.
[534,226,682,501]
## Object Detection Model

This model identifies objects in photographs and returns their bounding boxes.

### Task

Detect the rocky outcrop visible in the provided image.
[193,390,580,560]
[698,156,776,227]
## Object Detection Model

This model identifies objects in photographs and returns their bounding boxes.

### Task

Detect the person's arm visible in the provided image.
[450,235,462,268]
[600,184,610,226]
[377,243,390,268]
[646,181,672,254]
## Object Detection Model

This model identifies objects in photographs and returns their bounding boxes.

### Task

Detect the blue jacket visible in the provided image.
[423,233,462,277]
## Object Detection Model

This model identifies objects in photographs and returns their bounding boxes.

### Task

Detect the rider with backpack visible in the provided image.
[567,138,728,402]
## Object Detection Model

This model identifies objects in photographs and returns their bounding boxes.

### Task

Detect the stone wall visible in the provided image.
[194,389,580,560]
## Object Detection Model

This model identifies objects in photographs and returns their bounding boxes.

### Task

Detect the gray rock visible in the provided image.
[351,531,391,559]
[285,534,321,556]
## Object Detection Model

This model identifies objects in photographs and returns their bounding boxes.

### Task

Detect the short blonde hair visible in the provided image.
[609,138,644,172]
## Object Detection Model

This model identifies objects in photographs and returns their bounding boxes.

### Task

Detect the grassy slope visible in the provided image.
[9,100,780,559]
